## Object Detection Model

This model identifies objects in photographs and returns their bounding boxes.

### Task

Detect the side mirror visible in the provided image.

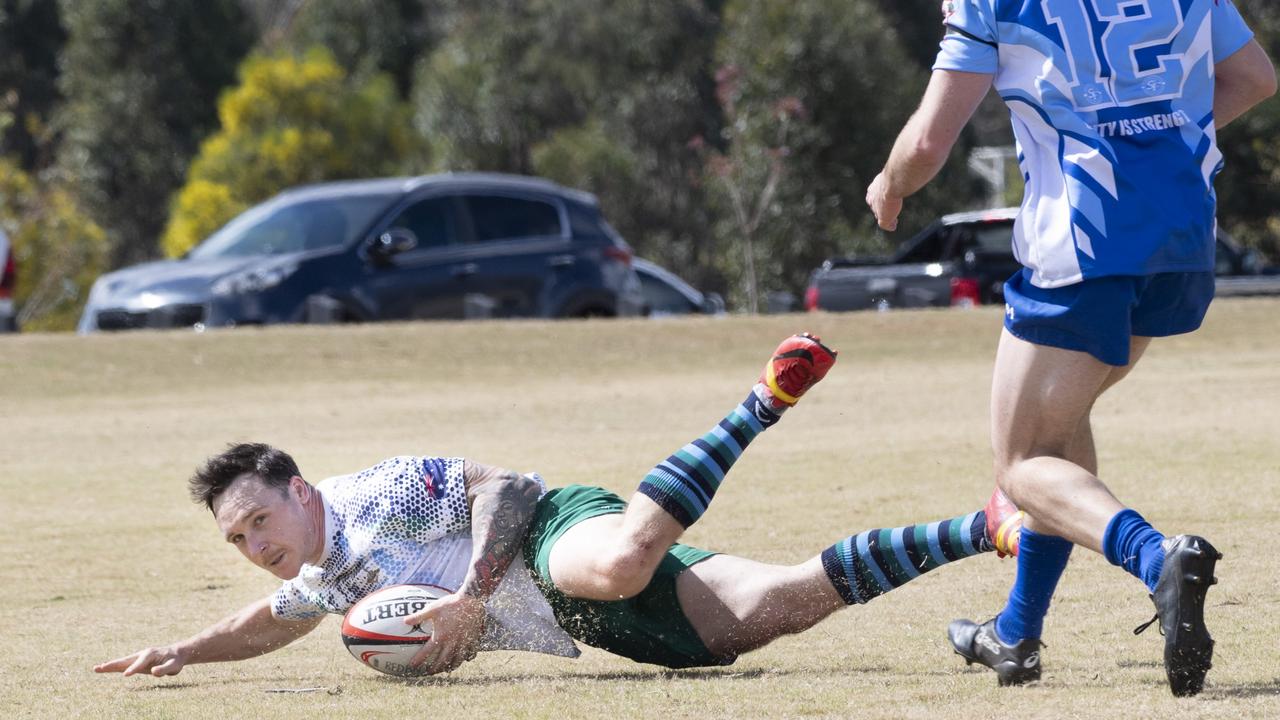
[369,228,419,261]
[701,292,726,315]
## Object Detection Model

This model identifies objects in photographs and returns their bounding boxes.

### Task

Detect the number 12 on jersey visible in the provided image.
[1044,0,1186,109]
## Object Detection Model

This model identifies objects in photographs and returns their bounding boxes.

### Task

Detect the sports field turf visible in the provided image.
[2,299,1278,719]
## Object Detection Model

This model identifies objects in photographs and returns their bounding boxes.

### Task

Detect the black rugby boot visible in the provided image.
[948,617,1043,686]
[1139,534,1221,697]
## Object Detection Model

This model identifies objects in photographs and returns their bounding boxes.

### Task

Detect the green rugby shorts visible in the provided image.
[523,484,733,669]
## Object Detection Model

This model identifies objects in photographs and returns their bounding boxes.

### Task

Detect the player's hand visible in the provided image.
[405,593,486,675]
[866,171,903,231]
[94,645,188,677]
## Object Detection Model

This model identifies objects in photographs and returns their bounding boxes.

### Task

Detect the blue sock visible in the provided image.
[995,527,1073,643]
[636,391,773,528]
[821,510,991,605]
[1102,509,1166,592]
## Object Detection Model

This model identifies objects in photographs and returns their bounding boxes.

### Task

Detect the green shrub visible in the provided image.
[0,158,108,332]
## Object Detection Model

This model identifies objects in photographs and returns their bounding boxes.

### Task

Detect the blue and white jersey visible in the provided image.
[936,0,1254,287]
[272,456,579,657]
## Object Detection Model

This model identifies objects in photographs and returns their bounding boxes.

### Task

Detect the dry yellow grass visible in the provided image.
[1,298,1278,719]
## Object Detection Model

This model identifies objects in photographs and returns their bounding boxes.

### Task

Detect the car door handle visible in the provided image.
[548,254,576,268]
[451,263,479,278]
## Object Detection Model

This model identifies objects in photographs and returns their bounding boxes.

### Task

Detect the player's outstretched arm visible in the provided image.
[404,462,541,674]
[93,596,322,677]
[1215,38,1277,128]
[866,68,993,231]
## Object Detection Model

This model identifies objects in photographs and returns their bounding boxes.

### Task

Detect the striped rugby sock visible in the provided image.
[821,510,993,605]
[636,391,778,528]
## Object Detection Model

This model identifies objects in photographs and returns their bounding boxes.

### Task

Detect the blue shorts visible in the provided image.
[1002,269,1215,367]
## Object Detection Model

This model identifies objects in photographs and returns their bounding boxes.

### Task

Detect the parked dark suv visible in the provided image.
[77,174,644,332]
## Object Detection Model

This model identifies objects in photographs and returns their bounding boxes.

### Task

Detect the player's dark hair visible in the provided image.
[189,443,301,511]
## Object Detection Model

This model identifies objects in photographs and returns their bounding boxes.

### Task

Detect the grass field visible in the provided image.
[2,299,1278,719]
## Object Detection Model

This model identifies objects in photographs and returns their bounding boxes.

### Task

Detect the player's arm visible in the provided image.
[93,596,322,677]
[458,461,542,599]
[1215,38,1277,128]
[404,461,541,674]
[866,69,994,231]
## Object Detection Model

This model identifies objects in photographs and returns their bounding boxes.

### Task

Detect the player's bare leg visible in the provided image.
[990,347,1138,556]
[678,506,1000,657]
[952,330,1220,695]
[988,330,1138,547]
[678,555,844,655]
[547,508,671,600]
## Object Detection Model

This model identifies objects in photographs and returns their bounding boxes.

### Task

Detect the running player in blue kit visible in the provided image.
[866,0,1275,696]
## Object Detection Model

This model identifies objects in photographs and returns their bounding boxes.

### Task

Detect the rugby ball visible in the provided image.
[340,584,448,677]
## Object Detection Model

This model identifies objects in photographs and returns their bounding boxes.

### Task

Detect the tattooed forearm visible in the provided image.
[461,468,540,600]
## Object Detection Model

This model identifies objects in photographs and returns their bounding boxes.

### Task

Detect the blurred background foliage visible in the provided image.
[54,0,255,269]
[0,0,1277,329]
[0,158,107,331]
[1218,1,1280,253]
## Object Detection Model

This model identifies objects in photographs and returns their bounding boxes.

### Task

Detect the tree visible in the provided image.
[411,0,988,307]
[1215,1,1280,262]
[160,50,425,258]
[0,0,66,171]
[412,1,727,290]
[707,0,986,306]
[694,66,801,314]
[55,0,255,268]
[412,1,592,175]
[0,157,108,331]
[527,0,727,293]
[284,0,434,98]
[869,0,950,71]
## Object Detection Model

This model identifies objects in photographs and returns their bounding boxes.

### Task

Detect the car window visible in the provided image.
[464,195,562,242]
[567,202,603,238]
[969,223,1014,255]
[387,197,459,250]
[189,194,396,259]
[897,225,949,263]
[639,272,695,315]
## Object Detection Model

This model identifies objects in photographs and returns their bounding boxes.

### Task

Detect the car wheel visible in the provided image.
[574,306,614,319]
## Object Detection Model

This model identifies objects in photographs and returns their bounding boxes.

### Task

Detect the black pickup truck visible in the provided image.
[804,207,1280,312]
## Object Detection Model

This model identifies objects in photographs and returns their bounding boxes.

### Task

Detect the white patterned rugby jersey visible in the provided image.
[936,0,1254,287]
[271,455,578,657]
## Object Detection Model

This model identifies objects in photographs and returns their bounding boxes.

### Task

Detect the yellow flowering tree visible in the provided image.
[161,49,427,258]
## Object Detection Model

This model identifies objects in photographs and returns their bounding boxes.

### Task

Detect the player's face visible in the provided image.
[213,473,322,580]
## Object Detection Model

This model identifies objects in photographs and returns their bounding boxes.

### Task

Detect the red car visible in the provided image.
[0,227,16,332]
